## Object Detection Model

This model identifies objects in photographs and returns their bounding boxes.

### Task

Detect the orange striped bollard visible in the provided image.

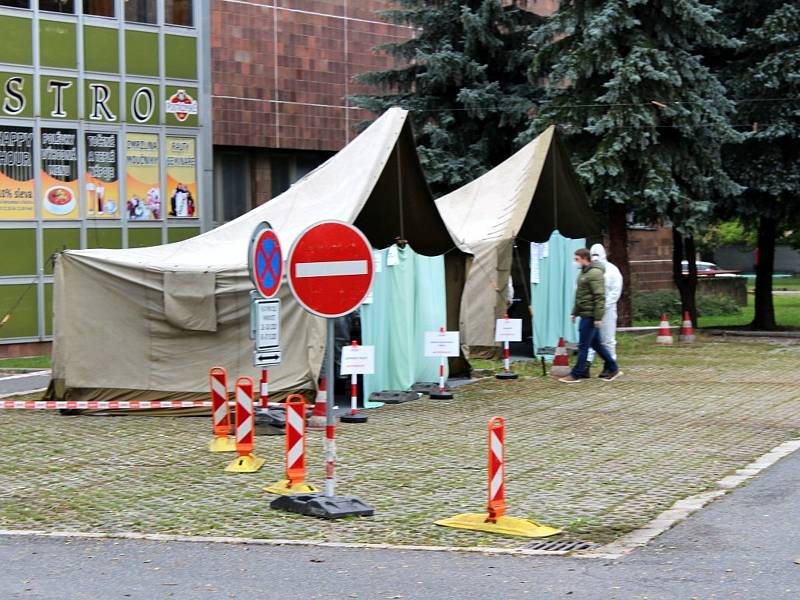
[487,416,506,523]
[225,376,266,473]
[264,394,319,494]
[208,367,236,453]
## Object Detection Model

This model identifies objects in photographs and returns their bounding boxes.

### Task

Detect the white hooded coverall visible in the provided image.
[588,243,623,362]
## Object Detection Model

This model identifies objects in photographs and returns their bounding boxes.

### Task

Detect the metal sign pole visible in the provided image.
[325,317,336,497]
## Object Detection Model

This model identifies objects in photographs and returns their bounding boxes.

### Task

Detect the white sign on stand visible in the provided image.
[495,318,522,342]
[424,330,460,357]
[341,345,375,375]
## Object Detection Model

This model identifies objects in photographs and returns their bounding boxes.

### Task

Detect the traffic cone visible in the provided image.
[679,311,695,343]
[550,337,571,378]
[656,314,673,345]
[308,377,328,430]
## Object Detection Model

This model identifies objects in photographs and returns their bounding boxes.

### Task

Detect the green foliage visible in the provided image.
[524,0,742,233]
[698,219,758,252]
[633,290,740,321]
[351,1,544,194]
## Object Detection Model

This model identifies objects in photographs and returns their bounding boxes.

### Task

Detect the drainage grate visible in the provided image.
[521,539,598,553]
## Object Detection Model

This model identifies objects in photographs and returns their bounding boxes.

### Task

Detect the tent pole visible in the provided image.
[396,136,404,241]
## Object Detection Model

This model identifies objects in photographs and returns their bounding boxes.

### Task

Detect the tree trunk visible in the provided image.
[751,215,777,330]
[608,202,631,326]
[672,230,699,327]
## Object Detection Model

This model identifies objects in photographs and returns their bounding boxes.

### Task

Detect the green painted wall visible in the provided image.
[167,227,199,243]
[40,21,77,69]
[84,26,119,74]
[44,283,53,336]
[0,16,32,65]
[165,86,198,127]
[86,228,122,249]
[0,284,38,338]
[84,79,120,122]
[43,229,80,275]
[40,76,78,120]
[0,230,36,276]
[125,82,160,125]
[128,228,162,248]
[125,30,159,76]
[165,35,197,80]
[0,72,34,118]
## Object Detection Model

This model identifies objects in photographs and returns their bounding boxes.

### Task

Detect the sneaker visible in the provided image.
[598,370,610,379]
[578,368,591,379]
[600,370,623,382]
[559,375,582,384]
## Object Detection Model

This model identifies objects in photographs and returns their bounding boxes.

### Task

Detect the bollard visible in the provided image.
[496,314,519,380]
[208,367,236,452]
[259,368,269,408]
[265,394,319,494]
[435,416,561,538]
[225,376,266,473]
[341,341,368,423]
[430,327,454,400]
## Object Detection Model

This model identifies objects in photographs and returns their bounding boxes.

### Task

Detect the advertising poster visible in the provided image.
[40,128,79,220]
[84,132,119,218]
[125,132,161,220]
[0,126,35,220]
[165,136,197,218]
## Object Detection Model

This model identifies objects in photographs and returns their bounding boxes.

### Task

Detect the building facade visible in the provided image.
[0,0,212,352]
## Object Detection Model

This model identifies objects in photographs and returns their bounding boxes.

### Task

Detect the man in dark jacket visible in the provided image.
[560,248,622,383]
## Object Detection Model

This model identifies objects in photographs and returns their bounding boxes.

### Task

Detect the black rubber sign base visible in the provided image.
[270,493,375,519]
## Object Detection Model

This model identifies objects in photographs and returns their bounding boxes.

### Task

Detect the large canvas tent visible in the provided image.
[435,126,599,358]
[47,108,461,408]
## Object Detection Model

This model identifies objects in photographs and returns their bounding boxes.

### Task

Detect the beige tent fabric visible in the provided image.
[435,126,598,355]
[48,108,461,404]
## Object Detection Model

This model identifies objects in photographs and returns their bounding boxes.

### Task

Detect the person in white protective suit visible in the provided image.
[586,243,623,372]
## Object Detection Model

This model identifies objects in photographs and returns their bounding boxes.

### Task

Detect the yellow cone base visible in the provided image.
[224,453,266,473]
[435,513,561,538]
[208,435,237,453]
[263,479,320,495]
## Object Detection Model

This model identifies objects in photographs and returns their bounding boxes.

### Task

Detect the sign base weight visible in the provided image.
[270,493,374,519]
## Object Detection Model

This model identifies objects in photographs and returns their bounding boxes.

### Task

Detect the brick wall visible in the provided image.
[212,0,413,151]
[628,227,674,291]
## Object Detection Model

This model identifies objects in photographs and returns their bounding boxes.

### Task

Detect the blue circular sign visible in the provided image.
[249,223,283,298]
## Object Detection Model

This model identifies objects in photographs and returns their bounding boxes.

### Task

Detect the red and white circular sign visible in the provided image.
[287,221,374,318]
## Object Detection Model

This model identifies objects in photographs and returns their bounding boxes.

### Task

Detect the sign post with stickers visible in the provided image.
[248,222,283,409]
[495,314,522,380]
[340,341,375,424]
[424,327,460,400]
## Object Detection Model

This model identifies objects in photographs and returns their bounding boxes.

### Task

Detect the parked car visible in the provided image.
[681,260,742,277]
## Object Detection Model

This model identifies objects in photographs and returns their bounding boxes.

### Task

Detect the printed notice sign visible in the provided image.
[341,345,375,376]
[424,330,460,357]
[495,318,523,342]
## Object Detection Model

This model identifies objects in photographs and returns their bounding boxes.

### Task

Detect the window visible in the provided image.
[124,0,156,24]
[214,152,251,223]
[39,0,73,12]
[166,0,193,27]
[82,0,113,17]
[0,1,30,8]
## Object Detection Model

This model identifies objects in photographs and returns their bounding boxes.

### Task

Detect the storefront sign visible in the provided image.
[85,132,119,218]
[166,136,197,218]
[0,126,35,219]
[125,132,161,220]
[40,128,79,220]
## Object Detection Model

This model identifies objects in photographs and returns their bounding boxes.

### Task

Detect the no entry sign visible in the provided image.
[287,221,374,318]
[249,222,283,299]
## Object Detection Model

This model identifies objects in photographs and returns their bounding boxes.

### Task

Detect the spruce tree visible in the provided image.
[525,0,742,325]
[352,1,544,195]
[714,1,800,330]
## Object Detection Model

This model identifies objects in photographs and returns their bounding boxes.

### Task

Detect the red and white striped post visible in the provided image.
[340,340,368,423]
[430,326,454,399]
[259,368,269,408]
[224,376,266,473]
[496,314,519,380]
[208,367,236,453]
[264,394,319,494]
[486,416,506,523]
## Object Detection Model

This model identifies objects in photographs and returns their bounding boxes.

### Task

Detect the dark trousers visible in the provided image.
[571,317,619,377]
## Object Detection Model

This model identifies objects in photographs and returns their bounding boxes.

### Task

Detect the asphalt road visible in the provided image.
[2,446,800,599]
[0,371,50,396]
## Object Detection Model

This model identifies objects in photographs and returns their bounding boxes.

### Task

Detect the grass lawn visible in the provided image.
[771,274,800,291]
[0,355,52,369]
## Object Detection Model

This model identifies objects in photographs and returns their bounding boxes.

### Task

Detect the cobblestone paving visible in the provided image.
[1,335,799,549]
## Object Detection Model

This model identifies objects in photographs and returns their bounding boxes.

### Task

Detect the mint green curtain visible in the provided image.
[531,231,585,359]
[361,246,447,406]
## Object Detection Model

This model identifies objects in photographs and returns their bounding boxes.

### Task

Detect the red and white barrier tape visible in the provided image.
[1,399,214,410]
